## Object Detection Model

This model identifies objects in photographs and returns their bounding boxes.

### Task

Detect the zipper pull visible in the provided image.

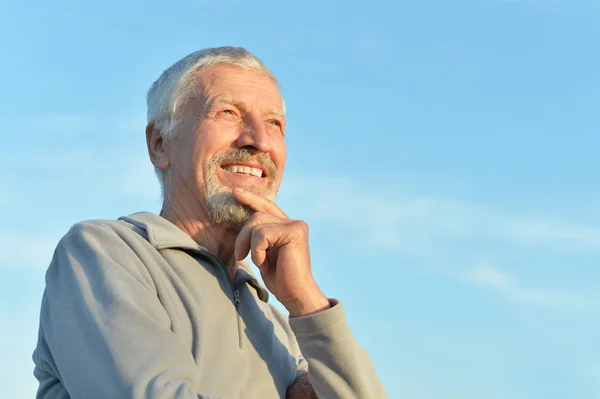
[233,289,241,310]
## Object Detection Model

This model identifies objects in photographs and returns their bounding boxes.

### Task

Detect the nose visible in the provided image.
[234,117,272,154]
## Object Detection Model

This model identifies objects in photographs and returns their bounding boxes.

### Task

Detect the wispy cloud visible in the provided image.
[283,176,600,254]
[15,112,145,137]
[465,264,595,309]
[281,176,600,310]
[503,220,600,251]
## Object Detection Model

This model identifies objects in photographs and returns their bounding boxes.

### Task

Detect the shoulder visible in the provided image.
[58,217,149,253]
[48,217,157,288]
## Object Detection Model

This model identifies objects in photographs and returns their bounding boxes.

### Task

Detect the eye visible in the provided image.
[216,109,239,123]
[269,120,282,127]
[221,109,236,116]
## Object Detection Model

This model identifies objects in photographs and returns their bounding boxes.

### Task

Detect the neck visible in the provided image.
[160,200,240,275]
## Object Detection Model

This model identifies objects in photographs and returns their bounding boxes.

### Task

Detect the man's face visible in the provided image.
[164,64,287,228]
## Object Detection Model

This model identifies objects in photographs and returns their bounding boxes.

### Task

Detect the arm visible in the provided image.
[289,300,387,399]
[232,189,387,399]
[36,221,215,399]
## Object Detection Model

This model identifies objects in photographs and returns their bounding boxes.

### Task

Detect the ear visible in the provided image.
[146,122,170,170]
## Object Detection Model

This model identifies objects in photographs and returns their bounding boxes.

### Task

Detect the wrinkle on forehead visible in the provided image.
[208,97,285,119]
[194,64,284,115]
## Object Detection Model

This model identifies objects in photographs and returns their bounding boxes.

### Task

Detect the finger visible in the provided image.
[266,244,279,267]
[250,224,278,271]
[259,244,279,276]
[232,188,288,218]
[234,212,280,261]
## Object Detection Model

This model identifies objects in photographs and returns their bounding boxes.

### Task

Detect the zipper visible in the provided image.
[199,251,243,349]
[200,251,237,294]
[233,289,241,310]
[234,290,243,349]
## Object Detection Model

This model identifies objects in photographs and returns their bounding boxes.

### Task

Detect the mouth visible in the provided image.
[219,163,267,178]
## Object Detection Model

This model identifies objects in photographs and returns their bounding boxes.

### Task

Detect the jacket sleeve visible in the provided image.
[35,221,217,399]
[289,300,388,399]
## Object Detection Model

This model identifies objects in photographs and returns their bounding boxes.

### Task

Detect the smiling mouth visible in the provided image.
[221,164,265,178]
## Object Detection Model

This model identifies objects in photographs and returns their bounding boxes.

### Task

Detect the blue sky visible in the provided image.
[1,0,599,397]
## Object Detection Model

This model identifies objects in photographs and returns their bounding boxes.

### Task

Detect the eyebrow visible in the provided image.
[209,97,285,119]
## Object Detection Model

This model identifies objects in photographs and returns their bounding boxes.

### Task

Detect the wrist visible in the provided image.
[284,292,330,318]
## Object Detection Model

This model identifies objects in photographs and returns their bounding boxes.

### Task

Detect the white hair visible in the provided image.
[146,46,281,190]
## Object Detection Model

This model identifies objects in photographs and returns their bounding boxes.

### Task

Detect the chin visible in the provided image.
[204,191,253,228]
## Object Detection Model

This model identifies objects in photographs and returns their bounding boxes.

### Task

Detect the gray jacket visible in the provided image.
[32,212,386,398]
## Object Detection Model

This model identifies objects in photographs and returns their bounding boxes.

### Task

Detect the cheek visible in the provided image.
[272,139,287,171]
[178,144,200,176]
[170,136,208,185]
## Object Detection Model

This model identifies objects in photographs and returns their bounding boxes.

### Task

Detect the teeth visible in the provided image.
[224,165,263,177]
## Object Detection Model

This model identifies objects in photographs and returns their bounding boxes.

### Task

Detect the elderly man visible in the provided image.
[33,47,386,399]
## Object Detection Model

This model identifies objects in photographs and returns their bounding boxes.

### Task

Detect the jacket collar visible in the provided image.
[119,211,269,303]
[119,211,203,251]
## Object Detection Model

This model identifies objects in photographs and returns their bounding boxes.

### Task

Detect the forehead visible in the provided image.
[194,64,283,110]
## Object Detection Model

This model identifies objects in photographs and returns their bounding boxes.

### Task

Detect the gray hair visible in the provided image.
[146,46,280,191]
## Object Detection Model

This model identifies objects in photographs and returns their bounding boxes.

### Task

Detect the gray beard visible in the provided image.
[204,150,278,230]
[205,192,254,230]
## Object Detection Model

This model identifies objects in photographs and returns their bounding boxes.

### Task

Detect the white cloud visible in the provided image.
[466,264,591,308]
[503,221,600,251]
[469,264,513,288]
[282,176,600,255]
[16,112,145,137]
[281,176,600,310]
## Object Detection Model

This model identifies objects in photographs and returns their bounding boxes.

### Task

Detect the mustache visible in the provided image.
[210,149,278,179]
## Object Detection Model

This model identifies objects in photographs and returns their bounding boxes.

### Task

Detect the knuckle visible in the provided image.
[248,212,263,224]
[294,220,309,235]
[250,212,271,225]
[255,227,268,243]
